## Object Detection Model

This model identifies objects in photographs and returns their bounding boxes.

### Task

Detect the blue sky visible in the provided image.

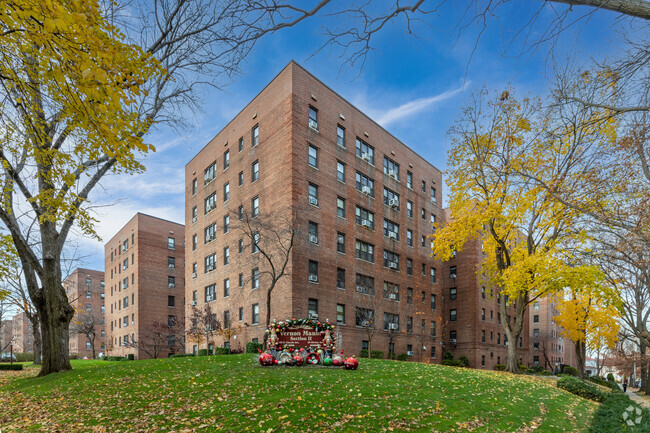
[80,1,633,272]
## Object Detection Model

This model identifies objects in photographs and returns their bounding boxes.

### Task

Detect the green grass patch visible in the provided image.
[0,355,597,432]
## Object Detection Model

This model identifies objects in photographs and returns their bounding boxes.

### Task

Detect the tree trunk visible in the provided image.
[90,334,96,359]
[263,285,274,349]
[575,340,586,378]
[501,295,525,374]
[27,314,42,365]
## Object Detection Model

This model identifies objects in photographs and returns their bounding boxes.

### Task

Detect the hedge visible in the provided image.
[557,376,605,402]
[214,348,231,355]
[589,391,650,433]
[15,352,34,362]
[359,349,369,358]
[370,350,384,359]
[587,376,620,391]
[562,366,580,377]
[246,342,262,354]
[169,353,195,358]
[397,353,409,361]
[442,359,467,367]
[0,364,23,370]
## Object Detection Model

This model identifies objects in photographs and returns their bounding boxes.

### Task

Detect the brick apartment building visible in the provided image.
[529,295,577,371]
[440,220,530,369]
[64,268,105,358]
[105,213,185,359]
[11,312,33,353]
[1,319,13,351]
[185,61,443,359]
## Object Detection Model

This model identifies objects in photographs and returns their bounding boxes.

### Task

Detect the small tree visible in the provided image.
[186,304,220,354]
[128,317,186,359]
[70,308,99,359]
[354,274,388,355]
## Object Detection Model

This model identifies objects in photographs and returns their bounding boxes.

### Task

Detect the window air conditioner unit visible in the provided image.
[407,351,414,356]
[308,274,318,283]
[168,283,175,288]
[388,294,397,300]
[389,198,398,208]
[388,262,398,270]
[361,186,371,195]
[169,264,174,268]
[361,153,370,162]
[192,272,197,279]
[309,196,318,206]
[361,220,371,228]
[309,313,318,320]
[450,338,457,344]
[389,170,396,179]
[388,323,398,330]
[191,300,197,306]
[356,285,365,292]
[361,320,370,327]
[388,232,397,240]
[450,274,457,279]
[309,234,318,244]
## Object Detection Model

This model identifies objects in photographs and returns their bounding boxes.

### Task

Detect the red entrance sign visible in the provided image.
[276,326,325,348]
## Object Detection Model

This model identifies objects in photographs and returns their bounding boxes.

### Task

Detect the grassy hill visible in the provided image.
[0,355,596,432]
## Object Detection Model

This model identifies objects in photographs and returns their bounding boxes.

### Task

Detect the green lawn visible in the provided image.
[0,355,596,432]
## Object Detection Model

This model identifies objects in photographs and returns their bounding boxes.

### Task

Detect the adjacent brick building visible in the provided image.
[105,213,185,359]
[439,220,530,369]
[528,295,577,371]
[64,268,105,358]
[11,312,33,353]
[185,61,443,359]
[1,319,13,351]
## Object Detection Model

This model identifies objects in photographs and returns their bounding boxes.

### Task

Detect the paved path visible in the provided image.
[625,388,650,409]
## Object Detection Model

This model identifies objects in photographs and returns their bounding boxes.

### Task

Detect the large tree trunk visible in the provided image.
[502,294,526,374]
[640,342,650,394]
[263,285,274,349]
[575,339,586,378]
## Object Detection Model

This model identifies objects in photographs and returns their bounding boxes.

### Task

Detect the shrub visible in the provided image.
[528,365,546,374]
[442,359,467,367]
[562,366,580,377]
[397,353,409,361]
[169,353,195,358]
[539,370,552,376]
[214,348,231,355]
[518,364,529,372]
[198,348,214,356]
[458,356,470,367]
[0,364,23,370]
[103,356,125,361]
[370,350,384,359]
[359,349,369,358]
[587,376,619,391]
[606,373,616,382]
[494,364,506,371]
[442,351,454,361]
[557,376,604,402]
[127,354,135,361]
[590,391,650,433]
[246,342,262,354]
[15,352,34,362]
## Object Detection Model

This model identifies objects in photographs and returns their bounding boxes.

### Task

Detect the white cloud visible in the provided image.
[375,81,471,127]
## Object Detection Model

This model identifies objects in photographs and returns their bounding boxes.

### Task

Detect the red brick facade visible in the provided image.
[11,312,33,353]
[528,296,577,371]
[185,62,443,359]
[105,213,185,359]
[0,319,12,351]
[64,268,105,358]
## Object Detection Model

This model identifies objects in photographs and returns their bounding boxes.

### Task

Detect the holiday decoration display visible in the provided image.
[344,356,359,370]
[306,352,320,365]
[259,352,274,366]
[279,351,293,365]
[332,355,344,366]
[293,355,305,366]
[323,357,333,366]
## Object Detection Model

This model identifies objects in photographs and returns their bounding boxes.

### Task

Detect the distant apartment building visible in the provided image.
[528,295,577,371]
[105,213,185,359]
[440,219,530,369]
[1,319,13,351]
[185,61,443,359]
[64,268,105,358]
[11,312,33,353]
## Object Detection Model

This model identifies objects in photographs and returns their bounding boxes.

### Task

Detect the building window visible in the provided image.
[192,178,197,195]
[223,310,230,329]
[204,192,216,214]
[239,137,244,152]
[383,250,399,270]
[308,183,318,206]
[122,277,129,289]
[192,262,197,278]
[481,287,486,299]
[427,267,435,283]
[356,273,374,295]
[252,268,260,289]
[336,304,345,324]
[168,296,175,307]
[204,253,216,273]
[168,237,175,250]
[406,171,413,189]
[430,186,437,203]
[337,197,346,218]
[450,266,457,279]
[406,317,413,334]
[192,290,197,304]
[407,200,413,218]
[192,234,197,251]
[308,144,319,168]
[337,125,345,147]
[238,171,244,186]
[450,309,457,321]
[383,313,399,331]
[308,298,319,319]
[356,138,374,164]
[431,294,436,310]
[192,206,197,223]
[384,281,399,301]
[252,303,259,324]
[86,290,91,299]
[223,214,230,233]
[239,273,244,288]
[355,206,374,229]
[533,315,539,323]
[308,260,318,282]
[383,156,399,180]
[251,196,259,218]
[534,301,539,310]
[421,208,426,220]
[533,328,539,337]
[252,124,259,147]
[204,162,216,184]
[383,219,399,240]
[336,232,346,254]
[355,240,375,263]
[481,308,486,321]
[86,303,92,311]
[449,287,457,300]
[337,161,345,182]
[238,205,244,220]
[205,284,216,302]
[406,229,413,247]
[308,106,318,130]
[251,160,259,182]
[223,247,230,265]
[224,279,230,297]
[336,268,345,289]
[223,182,230,201]
[356,307,374,327]
[308,221,318,244]
[355,172,374,197]
[168,276,175,288]
[239,307,244,321]
[205,223,216,244]
[252,232,260,253]
[406,258,413,275]
[421,180,426,192]
[223,149,230,170]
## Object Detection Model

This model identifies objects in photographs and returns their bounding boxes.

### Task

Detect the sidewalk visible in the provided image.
[626,388,650,409]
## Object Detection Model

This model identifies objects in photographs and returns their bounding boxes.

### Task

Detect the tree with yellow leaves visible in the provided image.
[433,88,618,373]
[552,266,621,377]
